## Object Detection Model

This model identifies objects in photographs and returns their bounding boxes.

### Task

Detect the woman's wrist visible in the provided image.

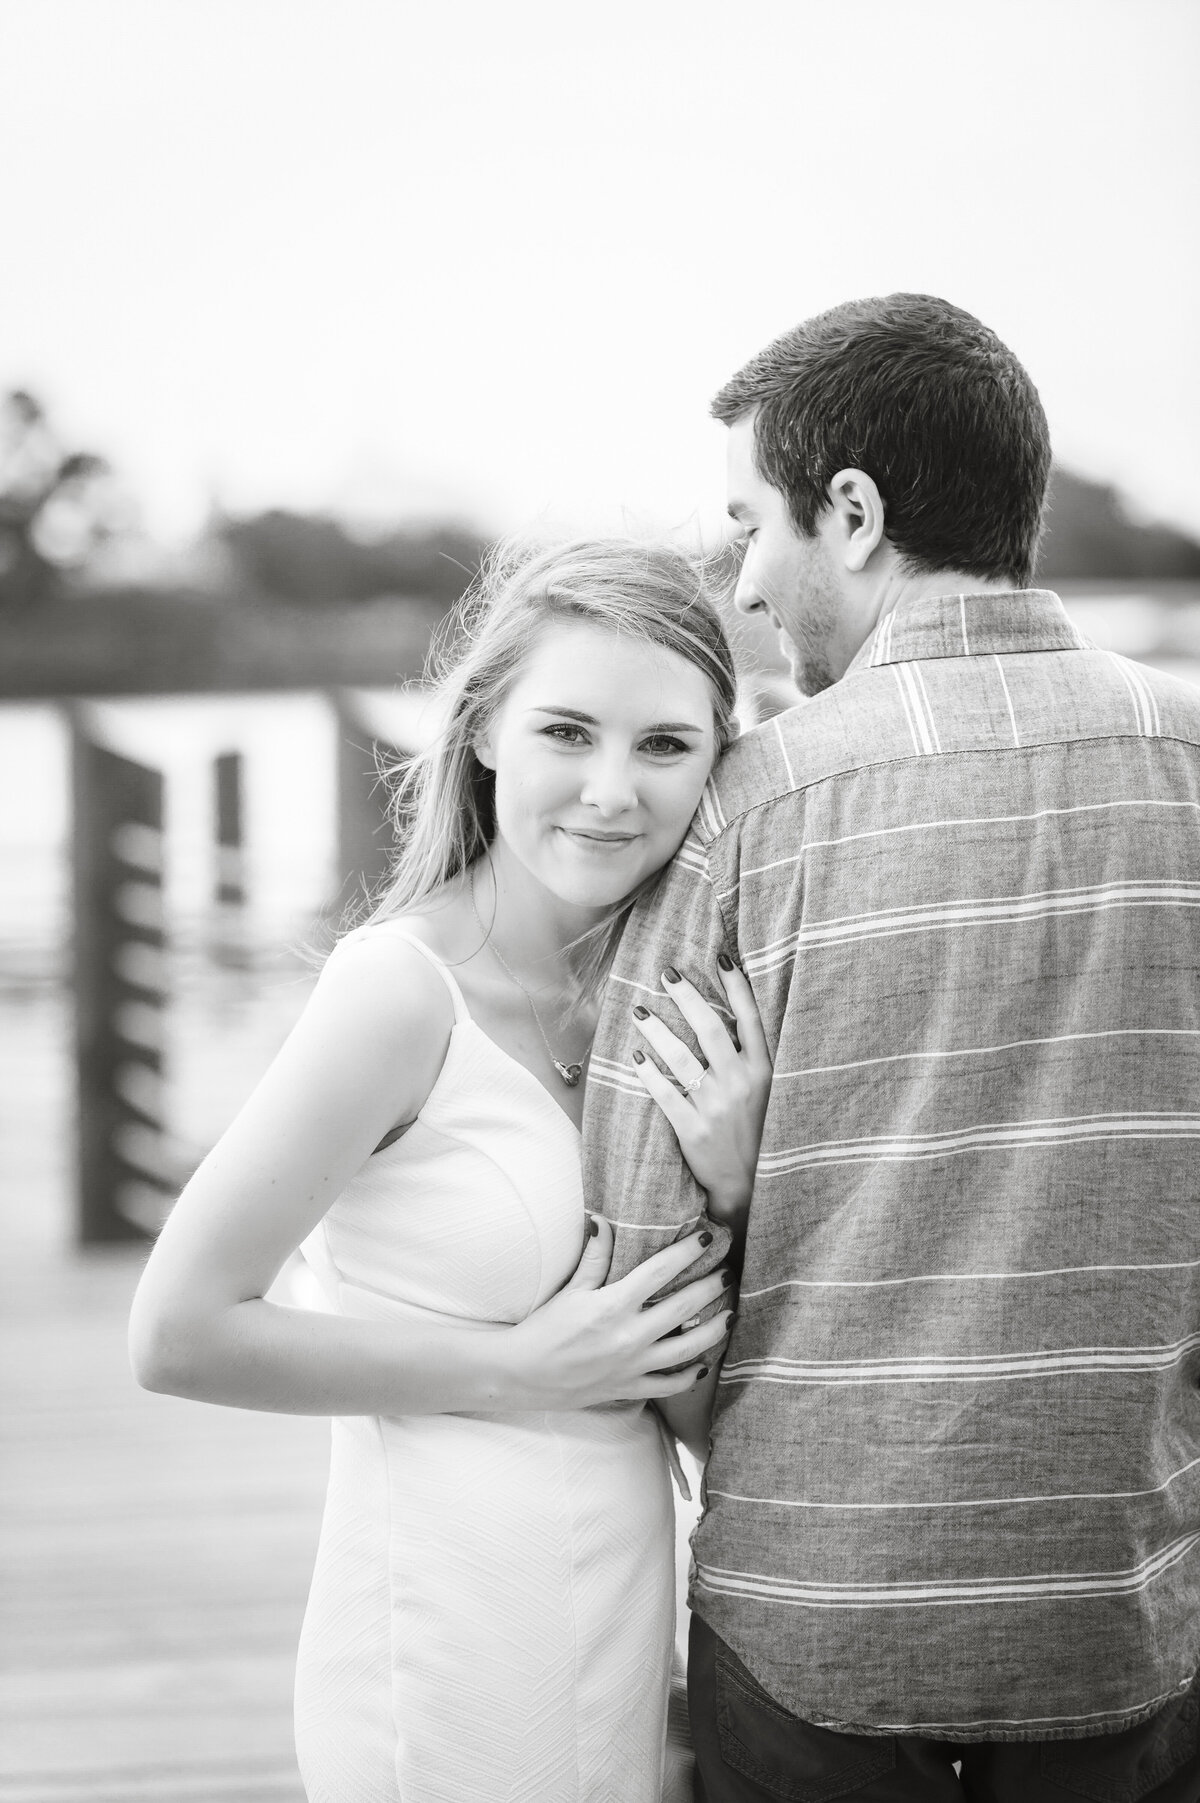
[483,1321,537,1411]
[706,1184,751,1229]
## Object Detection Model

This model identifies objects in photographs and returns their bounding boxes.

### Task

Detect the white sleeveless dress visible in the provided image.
[293,926,687,1803]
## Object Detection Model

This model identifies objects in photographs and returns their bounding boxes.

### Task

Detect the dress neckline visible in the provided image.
[455,1018,583,1141]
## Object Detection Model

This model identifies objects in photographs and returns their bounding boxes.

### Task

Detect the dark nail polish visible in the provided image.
[724,1312,736,1331]
[632,1049,645,1064]
[586,1213,599,1238]
[717,951,734,971]
[662,966,681,984]
[698,1230,713,1247]
[632,1004,650,1020]
[721,1268,735,1286]
[695,1367,710,1382]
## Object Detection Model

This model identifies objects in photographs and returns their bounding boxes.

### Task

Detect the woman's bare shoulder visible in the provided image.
[315,920,458,1039]
[324,916,448,971]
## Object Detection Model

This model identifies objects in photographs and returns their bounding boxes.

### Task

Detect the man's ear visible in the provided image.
[826,468,887,573]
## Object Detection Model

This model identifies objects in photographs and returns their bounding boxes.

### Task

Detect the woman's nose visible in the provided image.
[579,756,638,815]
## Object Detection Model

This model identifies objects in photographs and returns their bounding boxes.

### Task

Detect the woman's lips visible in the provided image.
[560,827,638,848]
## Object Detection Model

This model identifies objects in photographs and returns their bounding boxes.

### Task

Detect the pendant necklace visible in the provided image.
[469,884,586,1088]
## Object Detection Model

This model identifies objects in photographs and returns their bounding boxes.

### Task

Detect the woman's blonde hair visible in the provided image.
[366,535,738,995]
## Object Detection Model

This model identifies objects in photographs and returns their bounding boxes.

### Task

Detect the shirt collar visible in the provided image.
[845,589,1084,676]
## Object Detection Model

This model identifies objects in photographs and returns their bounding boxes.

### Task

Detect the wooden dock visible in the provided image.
[0,1000,330,1803]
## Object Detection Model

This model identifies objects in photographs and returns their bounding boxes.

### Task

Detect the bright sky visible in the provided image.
[2,0,1197,546]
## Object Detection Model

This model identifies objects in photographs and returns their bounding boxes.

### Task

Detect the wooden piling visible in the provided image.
[213,749,246,907]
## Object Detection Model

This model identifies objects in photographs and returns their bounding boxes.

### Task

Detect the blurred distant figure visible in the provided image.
[0,389,112,607]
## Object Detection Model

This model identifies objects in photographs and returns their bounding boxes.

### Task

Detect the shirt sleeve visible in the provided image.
[582,822,735,1290]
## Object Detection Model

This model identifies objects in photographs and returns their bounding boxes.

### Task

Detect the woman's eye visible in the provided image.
[543,723,589,745]
[641,735,689,758]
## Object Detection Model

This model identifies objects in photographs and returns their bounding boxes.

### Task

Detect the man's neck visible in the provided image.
[830,559,1035,689]
[874,569,1024,628]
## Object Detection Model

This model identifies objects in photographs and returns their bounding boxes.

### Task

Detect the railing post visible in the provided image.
[209,747,251,965]
[69,705,174,1243]
[213,750,246,907]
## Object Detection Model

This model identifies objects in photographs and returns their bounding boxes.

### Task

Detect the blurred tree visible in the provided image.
[0,391,115,607]
[218,509,486,606]
[1037,468,1200,581]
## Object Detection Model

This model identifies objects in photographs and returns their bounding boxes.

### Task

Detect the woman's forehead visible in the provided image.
[506,619,713,714]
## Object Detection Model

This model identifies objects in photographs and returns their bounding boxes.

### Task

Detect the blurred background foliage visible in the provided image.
[215,510,486,608]
[3,385,1199,616]
[0,388,486,614]
[0,390,119,608]
[1037,469,1200,582]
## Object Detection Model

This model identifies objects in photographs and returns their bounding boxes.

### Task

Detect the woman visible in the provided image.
[129,539,770,1803]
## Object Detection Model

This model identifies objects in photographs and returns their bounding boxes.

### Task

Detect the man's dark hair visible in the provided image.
[711,294,1051,586]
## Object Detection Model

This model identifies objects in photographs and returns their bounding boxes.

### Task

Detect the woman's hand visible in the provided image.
[630,955,771,1234]
[502,1219,736,1411]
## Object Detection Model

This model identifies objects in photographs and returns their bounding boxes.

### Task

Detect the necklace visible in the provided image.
[469,885,586,1088]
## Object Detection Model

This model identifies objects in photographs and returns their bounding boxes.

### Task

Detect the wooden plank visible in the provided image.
[0,1228,329,1800]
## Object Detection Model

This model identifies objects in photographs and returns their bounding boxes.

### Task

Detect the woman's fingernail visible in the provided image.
[724,1312,736,1331]
[586,1213,600,1238]
[717,951,734,971]
[695,1366,710,1383]
[632,1004,650,1020]
[721,1268,735,1287]
[662,966,681,985]
[632,1049,645,1064]
[698,1230,713,1247]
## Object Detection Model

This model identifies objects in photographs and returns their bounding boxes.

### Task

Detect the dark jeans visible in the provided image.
[689,1614,1200,1803]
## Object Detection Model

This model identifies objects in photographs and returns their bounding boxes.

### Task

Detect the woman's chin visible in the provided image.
[538,858,650,914]
[552,875,641,913]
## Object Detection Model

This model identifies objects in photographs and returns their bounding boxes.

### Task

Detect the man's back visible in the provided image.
[584,587,1200,1740]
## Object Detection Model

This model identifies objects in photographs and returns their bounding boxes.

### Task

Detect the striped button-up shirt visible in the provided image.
[583,588,1200,1742]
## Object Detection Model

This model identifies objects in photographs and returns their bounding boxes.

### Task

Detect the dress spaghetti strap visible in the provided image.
[354,921,472,1026]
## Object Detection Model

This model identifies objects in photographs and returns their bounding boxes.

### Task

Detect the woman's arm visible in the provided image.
[129,935,731,1417]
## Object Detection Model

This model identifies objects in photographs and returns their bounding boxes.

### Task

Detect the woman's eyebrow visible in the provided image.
[528,705,705,734]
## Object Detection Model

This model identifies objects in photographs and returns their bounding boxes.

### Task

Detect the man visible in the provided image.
[583,294,1200,1800]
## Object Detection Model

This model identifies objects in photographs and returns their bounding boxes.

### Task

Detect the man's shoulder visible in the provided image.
[703,684,876,842]
[1114,653,1200,720]
[705,652,1200,848]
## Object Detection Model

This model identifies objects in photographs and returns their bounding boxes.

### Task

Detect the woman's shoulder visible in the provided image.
[300,918,462,1124]
[332,889,473,964]
[318,916,459,1037]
